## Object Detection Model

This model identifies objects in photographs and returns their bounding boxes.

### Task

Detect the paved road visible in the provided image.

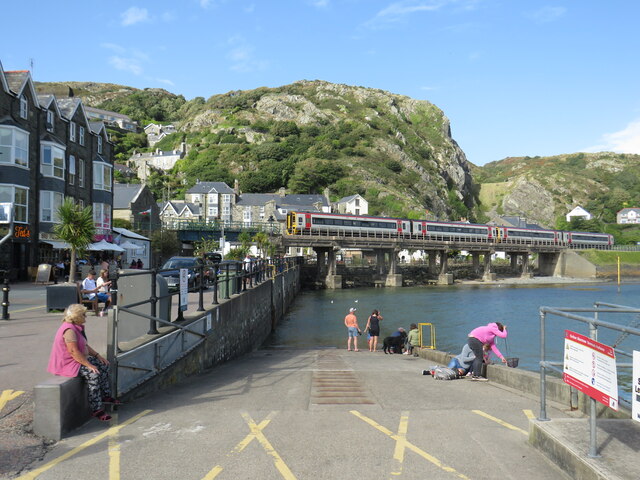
[10,346,571,480]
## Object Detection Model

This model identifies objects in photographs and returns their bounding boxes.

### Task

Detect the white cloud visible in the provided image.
[109,56,143,75]
[527,6,567,23]
[308,0,329,7]
[226,36,268,73]
[586,120,640,154]
[155,78,175,86]
[365,0,476,28]
[121,7,150,26]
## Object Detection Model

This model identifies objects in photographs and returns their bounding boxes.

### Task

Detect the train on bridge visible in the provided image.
[286,211,614,249]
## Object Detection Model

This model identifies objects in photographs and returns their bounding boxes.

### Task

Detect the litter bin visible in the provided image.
[218,270,237,298]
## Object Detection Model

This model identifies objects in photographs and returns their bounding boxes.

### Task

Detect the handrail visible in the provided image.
[538,302,639,458]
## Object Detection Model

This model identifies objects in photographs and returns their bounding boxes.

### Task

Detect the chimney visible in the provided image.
[233,179,240,195]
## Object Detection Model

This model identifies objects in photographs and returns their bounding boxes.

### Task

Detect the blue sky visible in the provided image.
[2,0,639,166]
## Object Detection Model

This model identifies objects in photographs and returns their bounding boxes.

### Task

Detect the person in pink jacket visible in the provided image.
[48,304,121,421]
[467,322,508,381]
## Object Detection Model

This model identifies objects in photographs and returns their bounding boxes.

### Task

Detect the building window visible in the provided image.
[46,110,54,132]
[208,193,217,204]
[0,126,29,167]
[97,135,103,154]
[355,198,360,207]
[259,206,265,220]
[78,159,85,187]
[222,194,231,204]
[41,144,65,179]
[93,162,112,192]
[19,96,28,119]
[222,205,230,220]
[69,122,76,142]
[69,155,76,185]
[0,184,28,223]
[40,191,64,223]
[192,194,200,203]
[93,203,111,230]
[79,126,85,146]
[243,207,252,224]
[207,207,217,216]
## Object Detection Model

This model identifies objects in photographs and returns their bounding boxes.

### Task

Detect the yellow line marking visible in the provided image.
[202,412,289,480]
[351,410,470,480]
[472,410,528,436]
[390,411,409,477]
[523,409,535,420]
[0,389,24,413]
[10,305,46,313]
[108,413,121,480]
[15,410,152,480]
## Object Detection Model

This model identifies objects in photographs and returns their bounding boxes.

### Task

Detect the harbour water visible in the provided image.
[265,281,640,403]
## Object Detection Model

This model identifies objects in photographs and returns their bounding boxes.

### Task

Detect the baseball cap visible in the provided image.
[349,307,356,313]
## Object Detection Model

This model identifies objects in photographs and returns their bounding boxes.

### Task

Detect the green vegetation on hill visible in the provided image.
[579,250,640,265]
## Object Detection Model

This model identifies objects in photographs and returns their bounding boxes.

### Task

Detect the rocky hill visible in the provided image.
[35,80,476,220]
[474,152,640,228]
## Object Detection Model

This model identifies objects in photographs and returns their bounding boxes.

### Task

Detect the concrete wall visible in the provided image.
[417,348,630,419]
[554,250,597,278]
[121,266,300,401]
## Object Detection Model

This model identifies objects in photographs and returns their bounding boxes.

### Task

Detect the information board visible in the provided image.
[35,264,51,284]
[179,268,188,312]
[633,351,640,423]
[563,330,618,411]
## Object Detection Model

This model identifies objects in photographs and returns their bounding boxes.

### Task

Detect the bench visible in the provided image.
[77,282,106,315]
[33,376,91,441]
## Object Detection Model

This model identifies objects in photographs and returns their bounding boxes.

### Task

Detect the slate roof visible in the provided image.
[235,193,279,206]
[114,163,134,175]
[113,183,144,209]
[281,194,328,208]
[617,208,640,214]
[337,194,359,203]
[0,61,8,93]
[89,121,106,134]
[4,70,29,94]
[113,227,148,241]
[56,98,82,120]
[160,201,200,216]
[186,181,234,195]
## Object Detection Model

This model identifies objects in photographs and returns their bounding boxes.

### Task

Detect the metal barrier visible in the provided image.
[538,302,640,457]
[108,256,302,396]
[418,322,436,349]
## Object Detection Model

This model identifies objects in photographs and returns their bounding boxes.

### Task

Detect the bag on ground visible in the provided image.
[432,366,459,380]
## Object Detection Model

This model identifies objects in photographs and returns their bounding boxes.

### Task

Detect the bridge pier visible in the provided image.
[483,252,496,281]
[471,252,481,276]
[428,252,437,275]
[438,250,453,285]
[520,252,532,278]
[538,252,560,276]
[510,253,519,273]
[385,249,402,286]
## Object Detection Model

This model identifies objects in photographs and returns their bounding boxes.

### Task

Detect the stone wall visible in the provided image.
[121,266,300,401]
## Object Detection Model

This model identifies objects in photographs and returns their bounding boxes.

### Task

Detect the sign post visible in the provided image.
[563,330,618,411]
[179,268,188,312]
[633,350,640,423]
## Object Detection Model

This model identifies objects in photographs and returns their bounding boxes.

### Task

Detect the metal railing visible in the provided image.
[538,302,640,457]
[108,256,302,395]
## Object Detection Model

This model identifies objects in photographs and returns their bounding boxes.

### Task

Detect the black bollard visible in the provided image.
[1,273,10,320]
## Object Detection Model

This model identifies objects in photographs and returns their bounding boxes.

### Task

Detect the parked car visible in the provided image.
[159,256,213,290]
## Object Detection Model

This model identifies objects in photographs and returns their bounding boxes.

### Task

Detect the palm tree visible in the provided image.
[54,197,95,283]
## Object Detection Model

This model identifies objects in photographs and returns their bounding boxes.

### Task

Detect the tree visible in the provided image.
[54,198,96,283]
[252,231,270,258]
[149,230,180,266]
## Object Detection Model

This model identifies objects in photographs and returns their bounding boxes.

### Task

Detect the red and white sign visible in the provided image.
[563,330,618,411]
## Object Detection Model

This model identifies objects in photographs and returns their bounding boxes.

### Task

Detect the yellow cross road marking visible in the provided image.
[351,410,470,480]
[203,411,296,480]
[390,411,409,477]
[0,389,25,413]
[523,409,535,420]
[15,410,152,480]
[472,410,528,436]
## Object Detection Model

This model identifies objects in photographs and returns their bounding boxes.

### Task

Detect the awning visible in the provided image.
[88,239,125,252]
[119,240,144,252]
[41,240,71,249]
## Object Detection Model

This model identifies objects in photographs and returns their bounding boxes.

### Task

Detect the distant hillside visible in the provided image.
[475,152,640,228]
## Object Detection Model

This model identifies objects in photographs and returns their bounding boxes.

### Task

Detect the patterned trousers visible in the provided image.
[78,356,112,412]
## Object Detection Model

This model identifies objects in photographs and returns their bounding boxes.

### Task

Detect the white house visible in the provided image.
[334,194,368,215]
[566,206,591,222]
[616,207,640,224]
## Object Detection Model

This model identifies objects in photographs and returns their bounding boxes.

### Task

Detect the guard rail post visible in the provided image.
[588,312,600,458]
[212,263,219,305]
[197,264,205,312]
[538,310,549,421]
[224,262,230,299]
[148,269,159,334]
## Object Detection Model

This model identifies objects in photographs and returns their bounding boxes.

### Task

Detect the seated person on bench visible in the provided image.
[82,270,111,315]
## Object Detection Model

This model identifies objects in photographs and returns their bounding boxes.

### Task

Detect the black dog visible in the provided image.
[383,332,407,354]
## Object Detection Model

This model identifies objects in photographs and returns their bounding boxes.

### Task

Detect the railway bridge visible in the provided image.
[280,230,575,288]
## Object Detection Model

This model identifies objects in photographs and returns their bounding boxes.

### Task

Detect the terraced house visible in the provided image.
[0,61,113,280]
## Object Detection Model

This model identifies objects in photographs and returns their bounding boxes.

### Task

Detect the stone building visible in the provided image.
[0,61,114,280]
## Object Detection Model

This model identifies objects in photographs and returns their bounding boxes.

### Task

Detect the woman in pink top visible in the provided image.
[467,322,508,381]
[48,304,121,421]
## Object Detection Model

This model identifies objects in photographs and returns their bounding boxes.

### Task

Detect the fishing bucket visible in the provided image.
[506,357,519,368]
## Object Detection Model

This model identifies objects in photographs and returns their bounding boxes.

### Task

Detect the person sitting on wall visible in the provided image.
[81,270,111,315]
